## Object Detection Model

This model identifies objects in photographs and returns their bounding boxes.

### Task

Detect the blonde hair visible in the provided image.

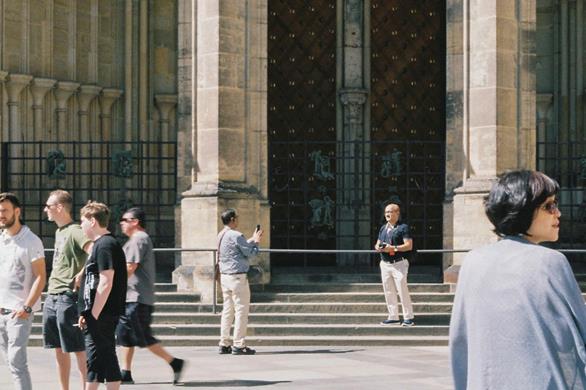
[49,189,73,213]
[80,201,110,228]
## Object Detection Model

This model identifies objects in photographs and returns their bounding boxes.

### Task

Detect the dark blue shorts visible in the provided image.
[42,292,85,353]
[116,302,158,348]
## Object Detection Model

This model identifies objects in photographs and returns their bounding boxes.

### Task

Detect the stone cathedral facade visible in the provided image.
[0,0,583,300]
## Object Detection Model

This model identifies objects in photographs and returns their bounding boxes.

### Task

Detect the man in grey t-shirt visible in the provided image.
[116,208,185,385]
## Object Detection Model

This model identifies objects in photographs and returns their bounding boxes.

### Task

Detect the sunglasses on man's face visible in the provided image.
[120,218,137,223]
[541,200,559,214]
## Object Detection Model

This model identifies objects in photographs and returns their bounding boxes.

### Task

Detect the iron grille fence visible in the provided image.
[0,141,177,277]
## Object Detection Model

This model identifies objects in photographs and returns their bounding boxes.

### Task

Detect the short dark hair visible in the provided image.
[484,170,559,237]
[221,208,237,225]
[0,192,22,209]
[124,207,146,228]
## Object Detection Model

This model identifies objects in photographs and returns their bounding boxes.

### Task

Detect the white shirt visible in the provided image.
[0,225,45,311]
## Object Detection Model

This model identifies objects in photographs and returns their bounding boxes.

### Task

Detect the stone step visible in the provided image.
[32,312,452,325]
[30,323,449,337]
[152,302,453,313]
[27,335,449,347]
[251,292,454,303]
[252,283,451,293]
[155,283,178,292]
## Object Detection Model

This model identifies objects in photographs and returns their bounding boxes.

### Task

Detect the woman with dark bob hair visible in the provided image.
[450,170,586,389]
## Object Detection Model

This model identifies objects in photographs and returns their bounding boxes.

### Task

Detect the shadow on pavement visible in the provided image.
[256,349,362,355]
[174,380,292,387]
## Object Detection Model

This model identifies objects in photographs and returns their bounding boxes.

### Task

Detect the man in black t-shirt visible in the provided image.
[78,201,127,389]
[374,203,415,327]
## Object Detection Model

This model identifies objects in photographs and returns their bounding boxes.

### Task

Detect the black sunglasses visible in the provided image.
[120,218,137,222]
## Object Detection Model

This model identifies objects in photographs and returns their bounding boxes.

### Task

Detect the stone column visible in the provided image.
[78,85,102,201]
[155,94,177,142]
[445,0,537,282]
[336,0,370,266]
[54,81,80,142]
[5,74,32,140]
[175,0,270,302]
[0,71,10,143]
[78,85,102,139]
[30,78,56,140]
[99,88,123,141]
[536,93,553,171]
[5,74,32,193]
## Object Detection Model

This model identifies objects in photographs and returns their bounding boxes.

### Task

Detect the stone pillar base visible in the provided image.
[452,177,497,267]
[177,187,270,303]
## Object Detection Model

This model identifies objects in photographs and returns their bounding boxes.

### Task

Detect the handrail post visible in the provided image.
[212,249,217,314]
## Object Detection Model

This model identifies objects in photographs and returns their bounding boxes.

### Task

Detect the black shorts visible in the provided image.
[84,313,121,383]
[116,302,158,348]
[42,292,85,352]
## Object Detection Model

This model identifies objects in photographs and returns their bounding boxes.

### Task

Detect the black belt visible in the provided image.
[0,308,12,315]
[382,257,406,264]
[50,290,77,296]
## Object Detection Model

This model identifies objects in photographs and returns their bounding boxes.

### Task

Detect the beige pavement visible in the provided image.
[0,346,453,389]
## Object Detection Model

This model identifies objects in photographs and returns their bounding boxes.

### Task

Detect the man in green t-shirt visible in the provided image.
[42,190,92,390]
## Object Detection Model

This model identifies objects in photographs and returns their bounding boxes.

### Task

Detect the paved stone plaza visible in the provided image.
[0,346,452,389]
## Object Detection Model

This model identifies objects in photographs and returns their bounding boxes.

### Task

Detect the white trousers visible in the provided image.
[380,259,414,320]
[219,274,251,348]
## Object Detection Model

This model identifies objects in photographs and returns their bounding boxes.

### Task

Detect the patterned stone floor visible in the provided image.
[0,346,453,389]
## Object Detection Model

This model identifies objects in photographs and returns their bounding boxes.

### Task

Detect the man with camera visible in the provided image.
[217,208,262,355]
[374,202,415,327]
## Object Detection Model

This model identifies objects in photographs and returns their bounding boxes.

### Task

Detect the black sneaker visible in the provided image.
[232,346,256,355]
[169,358,185,385]
[218,345,232,354]
[120,370,134,385]
[380,319,401,325]
[402,319,415,327]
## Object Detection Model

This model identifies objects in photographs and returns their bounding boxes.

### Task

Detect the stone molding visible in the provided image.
[100,88,123,117]
[78,85,102,114]
[31,78,57,108]
[154,94,178,123]
[6,74,33,104]
[55,81,80,111]
[339,89,368,124]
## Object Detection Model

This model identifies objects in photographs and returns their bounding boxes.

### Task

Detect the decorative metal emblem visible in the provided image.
[309,186,335,229]
[46,150,66,179]
[380,149,402,178]
[112,150,133,178]
[309,150,334,181]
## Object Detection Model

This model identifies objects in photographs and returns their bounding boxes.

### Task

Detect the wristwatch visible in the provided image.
[22,305,32,314]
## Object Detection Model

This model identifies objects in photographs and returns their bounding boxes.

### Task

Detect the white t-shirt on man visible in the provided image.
[0,225,45,311]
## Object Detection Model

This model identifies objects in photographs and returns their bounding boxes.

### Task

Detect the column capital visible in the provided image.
[6,74,33,103]
[536,93,553,121]
[339,89,368,124]
[0,71,8,82]
[31,78,57,107]
[155,94,178,122]
[78,85,102,114]
[100,88,123,117]
[55,81,80,110]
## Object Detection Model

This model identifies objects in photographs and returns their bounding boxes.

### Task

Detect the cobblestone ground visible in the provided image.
[0,346,453,389]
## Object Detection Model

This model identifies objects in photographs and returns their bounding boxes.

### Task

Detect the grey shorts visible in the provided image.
[42,292,85,353]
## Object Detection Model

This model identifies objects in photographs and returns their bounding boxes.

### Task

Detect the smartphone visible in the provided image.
[256,224,261,232]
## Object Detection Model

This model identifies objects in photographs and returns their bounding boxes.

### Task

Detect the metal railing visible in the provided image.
[43,247,586,314]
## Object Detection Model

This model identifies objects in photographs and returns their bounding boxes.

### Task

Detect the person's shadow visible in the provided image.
[161,379,291,387]
[256,348,361,355]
